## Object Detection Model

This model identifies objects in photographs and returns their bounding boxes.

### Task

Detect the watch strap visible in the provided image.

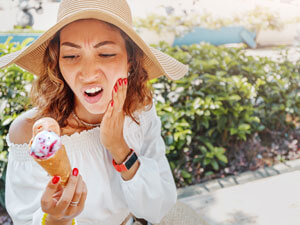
[112,149,138,172]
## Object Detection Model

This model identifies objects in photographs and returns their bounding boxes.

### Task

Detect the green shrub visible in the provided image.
[0,37,34,208]
[152,43,300,186]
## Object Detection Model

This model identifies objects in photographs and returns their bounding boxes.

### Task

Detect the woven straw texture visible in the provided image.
[131,201,208,225]
[155,201,208,225]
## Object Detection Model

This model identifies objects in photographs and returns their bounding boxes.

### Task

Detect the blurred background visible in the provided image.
[1,1,300,224]
[0,0,299,48]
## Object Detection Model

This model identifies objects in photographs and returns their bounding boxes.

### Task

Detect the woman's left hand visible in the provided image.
[100,77,130,163]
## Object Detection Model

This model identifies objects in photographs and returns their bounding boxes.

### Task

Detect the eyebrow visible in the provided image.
[94,41,116,48]
[61,41,116,49]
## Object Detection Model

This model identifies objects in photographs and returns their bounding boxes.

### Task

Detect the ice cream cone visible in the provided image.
[34,144,71,186]
[29,117,72,186]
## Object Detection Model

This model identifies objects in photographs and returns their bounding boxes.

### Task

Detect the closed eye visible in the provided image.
[99,54,116,58]
[62,55,78,59]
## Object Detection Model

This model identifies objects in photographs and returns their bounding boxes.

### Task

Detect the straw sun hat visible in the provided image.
[0,0,188,80]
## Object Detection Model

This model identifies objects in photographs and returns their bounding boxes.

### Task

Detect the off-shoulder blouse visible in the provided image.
[5,104,177,225]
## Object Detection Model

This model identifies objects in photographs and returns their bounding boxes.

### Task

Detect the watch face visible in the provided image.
[125,152,138,170]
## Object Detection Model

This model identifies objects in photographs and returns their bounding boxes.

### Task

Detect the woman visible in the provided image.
[0,0,188,224]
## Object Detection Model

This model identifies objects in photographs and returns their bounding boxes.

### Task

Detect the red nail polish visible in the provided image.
[111,100,114,107]
[124,78,127,85]
[118,79,122,86]
[52,176,60,184]
[72,168,79,176]
[114,86,118,93]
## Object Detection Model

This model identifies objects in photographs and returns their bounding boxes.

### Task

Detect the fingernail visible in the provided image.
[124,78,127,85]
[114,85,118,93]
[52,176,60,184]
[111,100,114,107]
[72,168,79,176]
[118,78,122,86]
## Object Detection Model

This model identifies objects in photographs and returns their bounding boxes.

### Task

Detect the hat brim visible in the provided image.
[0,10,188,80]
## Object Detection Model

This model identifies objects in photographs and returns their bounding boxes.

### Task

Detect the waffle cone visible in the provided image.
[34,144,71,186]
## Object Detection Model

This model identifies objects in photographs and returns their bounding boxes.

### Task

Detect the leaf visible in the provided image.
[21,38,34,47]
[193,156,202,163]
[211,160,219,171]
[201,119,209,129]
[230,128,237,135]
[204,141,214,151]
[181,170,192,179]
[4,36,13,47]
[228,95,241,101]
[199,146,207,154]
[258,125,265,131]
[0,138,3,152]
[0,182,5,208]
[2,117,13,126]
[238,123,251,131]
[216,154,228,163]
[205,171,214,177]
[165,135,173,145]
[203,158,211,166]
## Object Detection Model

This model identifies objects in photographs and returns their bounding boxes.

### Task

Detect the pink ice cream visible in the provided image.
[30,130,62,160]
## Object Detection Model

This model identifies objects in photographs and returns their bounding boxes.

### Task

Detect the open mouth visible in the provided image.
[85,89,103,97]
[83,87,104,104]
[84,87,103,97]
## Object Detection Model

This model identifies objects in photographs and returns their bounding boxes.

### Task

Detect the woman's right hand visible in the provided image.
[41,168,87,225]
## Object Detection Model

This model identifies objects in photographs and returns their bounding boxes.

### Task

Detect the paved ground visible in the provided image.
[178,159,300,225]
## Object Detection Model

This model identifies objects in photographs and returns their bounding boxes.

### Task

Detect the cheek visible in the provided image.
[106,60,128,86]
[61,73,74,90]
[59,64,76,89]
[105,72,125,96]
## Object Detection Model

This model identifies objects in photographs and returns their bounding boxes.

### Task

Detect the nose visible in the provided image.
[78,57,102,83]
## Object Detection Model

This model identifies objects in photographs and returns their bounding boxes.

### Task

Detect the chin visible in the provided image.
[84,102,107,115]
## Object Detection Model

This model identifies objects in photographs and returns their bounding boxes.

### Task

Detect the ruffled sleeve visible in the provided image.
[120,104,177,223]
[5,134,49,225]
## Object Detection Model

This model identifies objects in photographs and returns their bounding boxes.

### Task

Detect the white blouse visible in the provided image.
[5,104,177,225]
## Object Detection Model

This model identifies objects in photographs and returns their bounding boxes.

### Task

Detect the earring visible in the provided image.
[127,72,130,77]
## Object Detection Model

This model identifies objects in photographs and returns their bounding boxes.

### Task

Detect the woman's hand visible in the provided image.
[100,78,131,163]
[41,168,87,225]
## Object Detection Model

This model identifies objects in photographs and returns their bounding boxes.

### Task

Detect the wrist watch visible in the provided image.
[112,149,138,172]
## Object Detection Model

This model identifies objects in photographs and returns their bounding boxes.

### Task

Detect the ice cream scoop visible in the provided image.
[30,130,61,159]
[29,117,71,186]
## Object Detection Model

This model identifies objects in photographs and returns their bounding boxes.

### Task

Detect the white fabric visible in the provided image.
[5,104,177,225]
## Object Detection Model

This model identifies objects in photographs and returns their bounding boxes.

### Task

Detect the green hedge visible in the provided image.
[1,39,300,209]
[0,38,34,208]
[151,43,300,186]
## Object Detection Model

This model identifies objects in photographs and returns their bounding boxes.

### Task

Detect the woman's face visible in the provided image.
[59,19,129,114]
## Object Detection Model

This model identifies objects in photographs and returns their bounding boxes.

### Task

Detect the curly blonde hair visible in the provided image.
[30,22,153,127]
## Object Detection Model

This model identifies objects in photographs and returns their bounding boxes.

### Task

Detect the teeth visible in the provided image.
[85,87,102,94]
